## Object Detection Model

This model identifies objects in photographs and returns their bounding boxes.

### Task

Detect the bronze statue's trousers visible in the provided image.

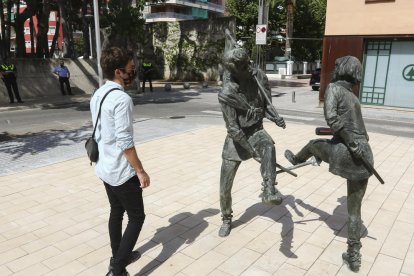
[220,139,277,219]
[347,179,368,249]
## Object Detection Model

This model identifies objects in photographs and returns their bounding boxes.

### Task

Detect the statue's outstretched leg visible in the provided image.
[285,139,330,165]
[342,178,368,272]
[258,141,283,205]
[219,159,240,237]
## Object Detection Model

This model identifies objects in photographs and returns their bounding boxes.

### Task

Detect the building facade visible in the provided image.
[320,0,414,109]
[144,0,225,23]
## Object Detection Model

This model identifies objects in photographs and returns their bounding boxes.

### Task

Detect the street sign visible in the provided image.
[256,24,267,45]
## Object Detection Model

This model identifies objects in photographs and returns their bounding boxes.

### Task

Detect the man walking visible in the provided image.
[1,58,23,104]
[53,59,73,95]
[90,47,150,276]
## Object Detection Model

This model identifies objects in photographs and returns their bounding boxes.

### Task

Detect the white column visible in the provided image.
[316,60,321,68]
[303,61,308,74]
[287,61,294,75]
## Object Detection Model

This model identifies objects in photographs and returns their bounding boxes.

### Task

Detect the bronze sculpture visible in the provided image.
[218,30,286,237]
[284,56,378,272]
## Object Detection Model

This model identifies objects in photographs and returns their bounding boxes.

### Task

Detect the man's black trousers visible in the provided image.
[104,175,146,274]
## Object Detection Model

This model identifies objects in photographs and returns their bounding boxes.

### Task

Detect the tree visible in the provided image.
[14,0,39,57]
[36,0,51,58]
[57,0,74,57]
[103,0,145,49]
[225,0,259,56]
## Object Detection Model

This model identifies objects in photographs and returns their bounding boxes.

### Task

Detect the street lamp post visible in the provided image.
[84,14,93,59]
[93,0,103,86]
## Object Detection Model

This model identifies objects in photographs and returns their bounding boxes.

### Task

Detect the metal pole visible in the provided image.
[93,0,103,87]
[88,23,93,58]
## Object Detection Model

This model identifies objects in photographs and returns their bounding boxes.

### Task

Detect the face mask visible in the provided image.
[120,69,136,86]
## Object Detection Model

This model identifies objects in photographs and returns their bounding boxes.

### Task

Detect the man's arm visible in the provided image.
[115,96,150,188]
[123,147,150,188]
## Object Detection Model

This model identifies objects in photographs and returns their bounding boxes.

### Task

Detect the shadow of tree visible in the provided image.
[294,196,369,239]
[131,90,204,106]
[0,126,90,160]
[232,194,304,258]
[134,208,219,276]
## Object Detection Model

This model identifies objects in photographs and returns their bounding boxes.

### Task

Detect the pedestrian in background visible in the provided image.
[141,58,153,92]
[90,47,150,276]
[1,58,23,104]
[53,59,73,95]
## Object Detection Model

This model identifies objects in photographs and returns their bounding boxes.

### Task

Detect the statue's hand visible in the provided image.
[274,116,286,128]
[349,142,363,159]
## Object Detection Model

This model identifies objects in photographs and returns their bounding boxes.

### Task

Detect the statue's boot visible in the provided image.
[261,180,283,205]
[342,240,362,272]
[218,216,232,237]
[284,149,303,165]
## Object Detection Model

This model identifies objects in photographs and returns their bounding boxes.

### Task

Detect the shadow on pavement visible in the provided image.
[134,208,219,275]
[0,126,90,160]
[233,195,304,258]
[294,196,370,239]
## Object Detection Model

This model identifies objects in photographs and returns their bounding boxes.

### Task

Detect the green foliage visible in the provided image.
[225,0,258,56]
[225,0,326,62]
[105,0,146,47]
[292,0,326,61]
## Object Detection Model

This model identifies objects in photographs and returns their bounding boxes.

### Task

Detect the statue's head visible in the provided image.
[223,47,250,74]
[331,56,362,84]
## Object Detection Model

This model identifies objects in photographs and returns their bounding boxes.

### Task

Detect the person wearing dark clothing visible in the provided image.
[53,60,73,95]
[1,60,23,104]
[90,47,150,276]
[141,60,153,92]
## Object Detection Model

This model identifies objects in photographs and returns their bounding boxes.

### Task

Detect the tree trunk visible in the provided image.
[285,0,294,59]
[57,0,74,58]
[5,0,12,57]
[36,0,51,58]
[15,0,38,58]
[82,0,91,59]
[30,17,35,56]
[0,0,5,58]
[50,8,61,57]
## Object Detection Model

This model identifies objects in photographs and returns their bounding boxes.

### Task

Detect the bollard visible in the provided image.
[292,91,296,103]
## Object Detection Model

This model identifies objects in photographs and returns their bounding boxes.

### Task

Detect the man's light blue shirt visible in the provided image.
[90,80,136,186]
[53,65,70,78]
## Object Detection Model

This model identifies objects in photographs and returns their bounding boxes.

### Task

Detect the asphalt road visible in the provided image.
[1,81,414,139]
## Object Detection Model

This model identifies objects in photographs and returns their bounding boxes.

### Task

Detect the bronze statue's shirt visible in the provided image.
[323,81,373,180]
[218,69,275,161]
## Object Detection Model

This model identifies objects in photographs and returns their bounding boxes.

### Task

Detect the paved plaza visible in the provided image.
[1,114,414,275]
[1,79,414,275]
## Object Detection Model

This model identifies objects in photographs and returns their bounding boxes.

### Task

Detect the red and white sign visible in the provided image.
[256,24,268,45]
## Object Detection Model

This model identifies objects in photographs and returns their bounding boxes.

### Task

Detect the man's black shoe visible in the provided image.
[108,250,141,271]
[105,270,129,276]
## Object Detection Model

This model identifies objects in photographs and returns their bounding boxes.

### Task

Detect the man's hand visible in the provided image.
[137,170,150,188]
